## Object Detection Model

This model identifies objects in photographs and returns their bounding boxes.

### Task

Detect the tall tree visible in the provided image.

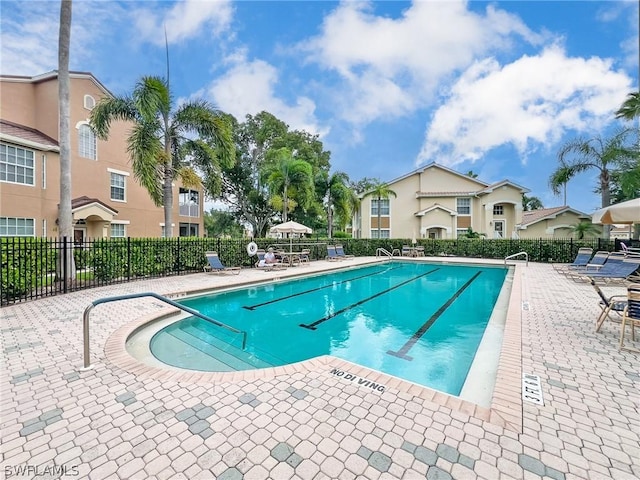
[522,194,544,211]
[316,171,350,238]
[90,76,234,237]
[57,0,75,281]
[363,181,397,239]
[262,148,313,223]
[615,91,640,121]
[549,128,635,238]
[203,209,244,238]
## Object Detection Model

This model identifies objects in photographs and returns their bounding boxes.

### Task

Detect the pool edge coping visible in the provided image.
[103,258,524,433]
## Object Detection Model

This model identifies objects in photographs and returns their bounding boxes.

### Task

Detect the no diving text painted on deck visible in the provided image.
[330,368,385,392]
[522,373,544,405]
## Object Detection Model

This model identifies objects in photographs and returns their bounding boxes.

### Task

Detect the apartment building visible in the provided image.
[0,71,203,240]
[353,163,529,239]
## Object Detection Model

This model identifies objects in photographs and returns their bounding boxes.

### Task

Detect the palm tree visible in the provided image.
[90,76,234,237]
[57,0,76,282]
[570,221,600,239]
[522,195,544,211]
[363,181,397,239]
[262,148,313,223]
[615,91,640,121]
[549,128,635,238]
[316,171,350,238]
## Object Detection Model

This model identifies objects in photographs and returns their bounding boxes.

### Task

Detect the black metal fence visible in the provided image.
[1,236,619,307]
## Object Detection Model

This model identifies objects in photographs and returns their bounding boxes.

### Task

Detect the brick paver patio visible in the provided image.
[1,258,638,479]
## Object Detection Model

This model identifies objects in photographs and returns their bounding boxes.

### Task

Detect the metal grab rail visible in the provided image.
[82,292,247,369]
[504,251,529,266]
[376,247,393,258]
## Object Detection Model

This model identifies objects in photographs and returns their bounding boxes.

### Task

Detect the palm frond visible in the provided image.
[89,96,137,139]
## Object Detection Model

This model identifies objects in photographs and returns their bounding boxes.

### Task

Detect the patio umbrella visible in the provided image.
[270,220,313,250]
[592,198,640,225]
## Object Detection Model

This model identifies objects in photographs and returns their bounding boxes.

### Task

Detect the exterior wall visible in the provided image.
[518,211,587,239]
[480,187,525,238]
[1,74,204,238]
[388,174,420,239]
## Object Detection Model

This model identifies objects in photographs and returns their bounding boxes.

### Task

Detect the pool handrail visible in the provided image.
[82,292,247,370]
[504,251,528,266]
[376,247,393,258]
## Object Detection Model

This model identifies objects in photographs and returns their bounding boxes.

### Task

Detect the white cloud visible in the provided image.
[297,0,546,126]
[207,54,327,137]
[134,0,233,46]
[0,1,130,76]
[417,45,633,167]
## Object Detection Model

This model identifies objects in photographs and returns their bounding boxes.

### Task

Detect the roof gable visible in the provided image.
[520,206,589,226]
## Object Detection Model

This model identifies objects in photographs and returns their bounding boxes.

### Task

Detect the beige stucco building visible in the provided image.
[0,71,203,240]
[353,163,529,239]
[517,206,592,239]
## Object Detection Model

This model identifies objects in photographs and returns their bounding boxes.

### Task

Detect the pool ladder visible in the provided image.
[504,251,529,266]
[376,248,394,261]
[81,292,247,370]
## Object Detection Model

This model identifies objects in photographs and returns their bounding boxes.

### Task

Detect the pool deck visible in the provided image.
[1,257,638,479]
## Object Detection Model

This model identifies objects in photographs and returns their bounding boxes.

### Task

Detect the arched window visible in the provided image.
[84,94,95,110]
[78,124,97,160]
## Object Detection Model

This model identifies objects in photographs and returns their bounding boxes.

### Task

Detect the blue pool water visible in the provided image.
[150,261,508,395]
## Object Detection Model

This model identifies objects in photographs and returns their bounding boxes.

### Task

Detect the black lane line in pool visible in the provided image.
[299,268,441,330]
[241,265,404,311]
[386,271,482,361]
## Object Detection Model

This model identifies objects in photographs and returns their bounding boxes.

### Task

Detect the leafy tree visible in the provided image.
[460,227,484,238]
[615,91,640,121]
[549,128,635,238]
[351,177,378,195]
[262,147,314,223]
[203,209,244,238]
[90,76,234,237]
[316,171,350,238]
[363,181,397,239]
[465,170,479,178]
[57,0,76,281]
[570,221,601,239]
[522,195,544,211]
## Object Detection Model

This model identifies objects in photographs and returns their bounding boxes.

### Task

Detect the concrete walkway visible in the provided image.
[1,258,638,479]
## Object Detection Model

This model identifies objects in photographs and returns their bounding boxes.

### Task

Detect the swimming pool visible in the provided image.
[149,261,509,396]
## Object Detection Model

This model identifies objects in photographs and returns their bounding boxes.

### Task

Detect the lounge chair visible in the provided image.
[326,245,342,261]
[582,256,640,284]
[335,245,354,259]
[591,279,627,332]
[204,252,241,275]
[553,247,593,272]
[561,251,609,276]
[619,283,640,352]
[565,252,625,281]
[401,245,412,257]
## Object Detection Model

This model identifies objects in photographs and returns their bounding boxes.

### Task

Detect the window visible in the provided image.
[110,224,126,238]
[456,198,471,215]
[493,205,504,216]
[370,229,390,239]
[371,199,390,216]
[179,188,199,217]
[84,94,95,110]
[0,217,35,237]
[110,172,126,201]
[1,143,35,185]
[78,124,96,160]
[456,228,468,238]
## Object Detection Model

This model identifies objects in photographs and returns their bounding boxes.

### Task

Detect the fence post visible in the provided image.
[176,236,181,275]
[63,236,68,294]
[127,237,131,281]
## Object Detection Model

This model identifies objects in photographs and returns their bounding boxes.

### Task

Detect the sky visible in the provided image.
[1,0,638,214]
